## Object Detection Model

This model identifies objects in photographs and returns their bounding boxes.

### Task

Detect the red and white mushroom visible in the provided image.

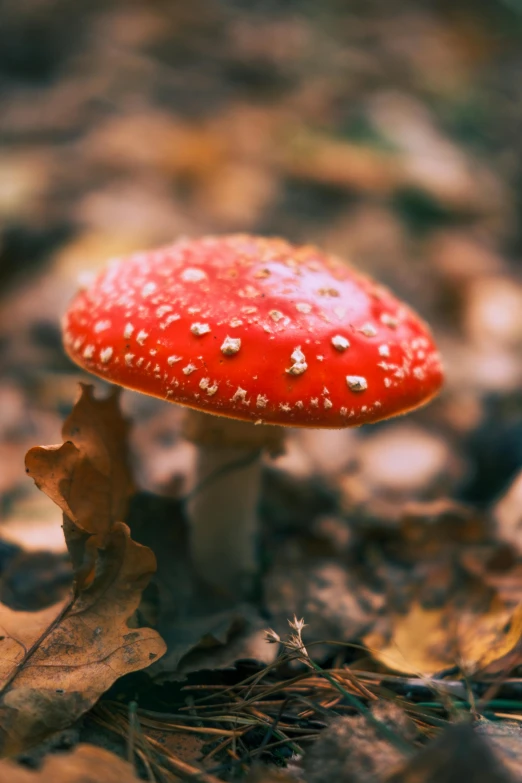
[62,235,444,592]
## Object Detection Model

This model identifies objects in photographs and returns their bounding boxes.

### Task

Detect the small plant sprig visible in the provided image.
[266,617,414,756]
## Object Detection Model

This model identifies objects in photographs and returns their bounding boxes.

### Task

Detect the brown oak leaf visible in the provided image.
[0,385,166,755]
[25,383,134,545]
[0,523,165,756]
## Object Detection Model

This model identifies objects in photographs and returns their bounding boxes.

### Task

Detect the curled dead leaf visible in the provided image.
[25,384,134,547]
[9,385,166,755]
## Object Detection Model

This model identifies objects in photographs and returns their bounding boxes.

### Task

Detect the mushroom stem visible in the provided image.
[187,445,261,592]
[182,410,284,593]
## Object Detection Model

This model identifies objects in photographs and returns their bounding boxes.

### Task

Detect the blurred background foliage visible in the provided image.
[2,0,522,542]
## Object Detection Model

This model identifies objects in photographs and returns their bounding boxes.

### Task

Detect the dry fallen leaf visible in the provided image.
[365,600,522,677]
[25,384,136,591]
[0,522,165,756]
[0,743,142,782]
[26,383,134,548]
[0,385,166,756]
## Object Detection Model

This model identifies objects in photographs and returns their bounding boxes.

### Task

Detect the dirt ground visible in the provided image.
[2,1,522,781]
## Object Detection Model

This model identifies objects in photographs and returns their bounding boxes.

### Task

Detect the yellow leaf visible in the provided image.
[366,600,522,677]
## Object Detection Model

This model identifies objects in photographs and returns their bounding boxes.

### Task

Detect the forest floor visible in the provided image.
[2,1,522,780]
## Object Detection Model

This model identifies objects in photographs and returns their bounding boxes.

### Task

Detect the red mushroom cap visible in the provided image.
[62,235,443,427]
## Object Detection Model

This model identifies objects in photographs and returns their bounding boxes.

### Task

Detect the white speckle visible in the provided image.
[221,336,241,355]
[238,285,259,299]
[269,310,283,322]
[295,400,304,409]
[381,313,399,328]
[317,355,324,361]
[413,367,425,380]
[137,357,144,367]
[73,336,84,351]
[322,387,329,395]
[296,302,312,314]
[384,377,392,388]
[156,305,172,317]
[199,377,218,395]
[340,407,348,416]
[83,345,94,359]
[150,348,157,356]
[136,329,149,345]
[378,344,390,357]
[241,306,257,314]
[311,398,319,407]
[99,347,113,363]
[181,267,206,282]
[323,398,333,409]
[229,318,243,328]
[287,346,308,376]
[187,306,201,315]
[160,314,181,329]
[359,323,378,337]
[94,319,111,333]
[167,355,182,365]
[182,364,197,375]
[191,322,211,336]
[154,364,161,373]
[331,334,350,351]
[256,394,268,408]
[125,353,134,366]
[232,387,247,403]
[346,375,368,392]
[417,350,426,360]
[362,406,368,412]
[279,403,291,412]
[124,323,134,339]
[374,401,382,407]
[142,282,156,297]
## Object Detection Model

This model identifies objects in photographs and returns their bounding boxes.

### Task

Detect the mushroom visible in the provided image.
[62,234,444,593]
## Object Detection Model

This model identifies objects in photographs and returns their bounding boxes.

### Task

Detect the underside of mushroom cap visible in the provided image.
[62,234,444,427]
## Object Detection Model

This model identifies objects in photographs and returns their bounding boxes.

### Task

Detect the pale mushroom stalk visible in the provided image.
[183,410,284,592]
